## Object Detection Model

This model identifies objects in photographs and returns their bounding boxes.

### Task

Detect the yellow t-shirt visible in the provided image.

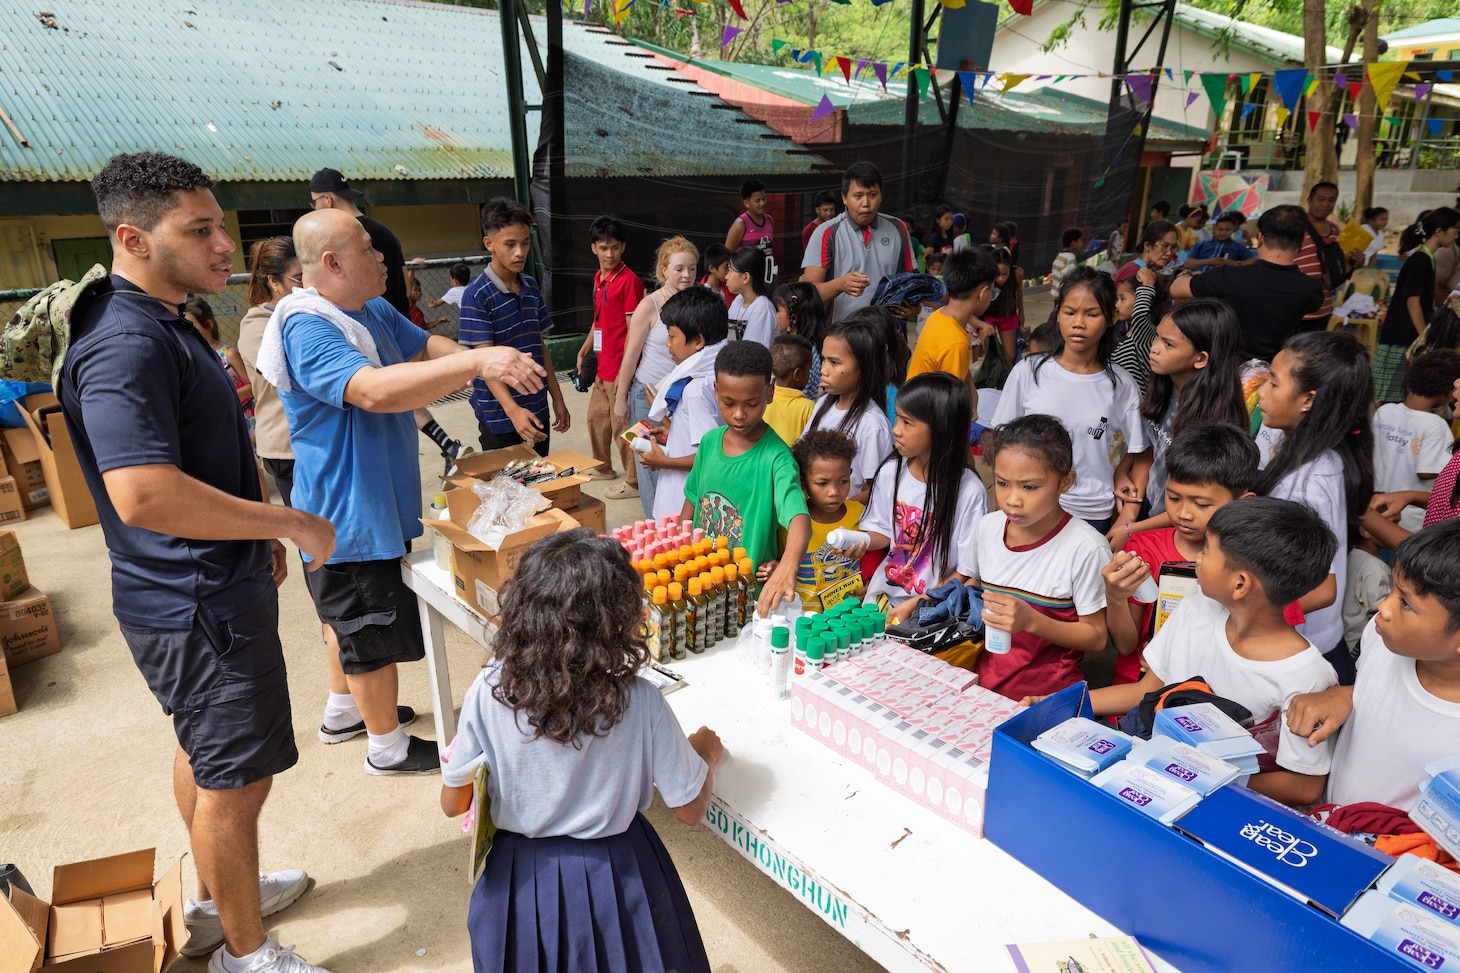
[906,308,971,381]
[765,385,814,445]
[782,501,866,611]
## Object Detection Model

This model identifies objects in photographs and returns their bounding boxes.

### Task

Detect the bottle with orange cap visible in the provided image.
[736,556,754,628]
[723,563,742,638]
[687,577,708,653]
[708,567,728,640]
[647,586,667,662]
[641,574,657,648]
[666,582,688,660]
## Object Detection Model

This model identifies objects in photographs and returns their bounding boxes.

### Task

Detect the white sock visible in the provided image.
[367,725,409,766]
[222,939,275,973]
[322,691,361,730]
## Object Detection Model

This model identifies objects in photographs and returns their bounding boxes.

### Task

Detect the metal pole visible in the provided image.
[543,0,566,291]
[500,0,532,208]
[1110,0,1133,103]
[901,0,926,211]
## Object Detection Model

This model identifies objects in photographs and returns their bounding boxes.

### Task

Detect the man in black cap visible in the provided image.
[309,168,408,314]
[309,168,469,476]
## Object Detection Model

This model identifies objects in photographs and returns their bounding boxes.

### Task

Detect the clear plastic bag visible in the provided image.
[465,478,550,547]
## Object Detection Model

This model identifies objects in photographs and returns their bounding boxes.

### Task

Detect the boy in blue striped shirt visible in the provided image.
[459,198,570,454]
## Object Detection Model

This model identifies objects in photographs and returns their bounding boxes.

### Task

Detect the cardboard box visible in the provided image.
[451,445,604,511]
[564,492,606,534]
[18,394,98,529]
[0,531,29,599]
[1,426,49,509]
[0,477,24,525]
[0,587,59,668]
[0,654,15,718]
[422,490,578,615]
[984,683,1411,973]
[0,848,184,973]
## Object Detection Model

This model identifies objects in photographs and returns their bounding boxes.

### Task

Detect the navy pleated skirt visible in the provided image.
[468,812,711,973]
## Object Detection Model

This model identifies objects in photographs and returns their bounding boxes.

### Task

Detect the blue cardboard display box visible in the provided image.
[985,684,1410,973]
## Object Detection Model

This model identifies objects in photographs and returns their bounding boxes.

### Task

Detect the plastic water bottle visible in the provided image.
[429,493,451,570]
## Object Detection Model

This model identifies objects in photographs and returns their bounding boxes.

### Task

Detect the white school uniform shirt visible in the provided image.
[1372,402,1451,532]
[954,511,1110,612]
[1257,430,1348,654]
[441,284,467,307]
[1328,619,1460,810]
[992,356,1147,522]
[861,464,987,605]
[654,374,723,521]
[728,294,777,349]
[803,398,893,497]
[1144,590,1338,777]
[442,663,708,839]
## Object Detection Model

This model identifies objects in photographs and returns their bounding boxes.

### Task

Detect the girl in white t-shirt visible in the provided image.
[617,236,701,517]
[1255,330,1375,680]
[992,266,1147,532]
[958,414,1112,701]
[861,373,988,619]
[441,530,722,973]
[726,246,778,348]
[803,319,893,504]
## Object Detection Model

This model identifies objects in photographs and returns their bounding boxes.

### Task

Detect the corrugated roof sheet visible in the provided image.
[0,0,824,183]
[1381,17,1460,43]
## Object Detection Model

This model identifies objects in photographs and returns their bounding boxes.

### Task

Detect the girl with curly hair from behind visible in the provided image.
[440,528,722,973]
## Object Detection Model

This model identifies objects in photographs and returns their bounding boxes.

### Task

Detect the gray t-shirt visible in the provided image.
[802,212,914,323]
[443,663,707,839]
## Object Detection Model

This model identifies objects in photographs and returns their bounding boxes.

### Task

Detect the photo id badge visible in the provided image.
[592,328,603,352]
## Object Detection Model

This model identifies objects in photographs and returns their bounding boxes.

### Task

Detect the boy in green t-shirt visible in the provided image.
[683,341,812,617]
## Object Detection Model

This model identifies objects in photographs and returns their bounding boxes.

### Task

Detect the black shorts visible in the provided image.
[303,557,425,675]
[477,422,550,457]
[118,595,298,790]
[262,457,294,508]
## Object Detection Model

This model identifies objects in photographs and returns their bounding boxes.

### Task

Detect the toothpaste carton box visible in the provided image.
[1341,890,1460,971]
[1153,703,1265,761]
[1412,769,1460,863]
[1377,854,1460,928]
[943,748,992,833]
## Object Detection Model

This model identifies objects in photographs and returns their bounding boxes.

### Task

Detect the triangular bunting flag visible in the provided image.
[810,94,835,123]
[1239,73,1254,95]
[874,62,888,90]
[1347,81,1363,100]
[1009,0,1033,13]
[1184,69,1193,83]
[855,58,869,78]
[913,67,931,101]
[1126,72,1153,105]
[811,52,823,75]
[1200,73,1229,119]
[1274,106,1290,128]
[725,0,747,18]
[1438,70,1454,82]
[981,73,994,88]
[959,71,979,97]
[1307,110,1322,132]
[1133,122,1143,136]
[1185,91,1200,109]
[1343,113,1357,130]
[829,0,851,5]
[835,56,852,83]
[771,39,788,56]
[1367,60,1410,108]
[1334,72,1346,89]
[1384,115,1402,127]
[1304,75,1319,97]
[720,24,741,46]
[1000,72,1030,92]
[891,62,905,79]
[1415,82,1432,101]
[1164,68,1173,80]
[938,0,967,8]
[1271,68,1308,111]
[871,0,896,6]
[1428,118,1445,135]
[1240,103,1257,121]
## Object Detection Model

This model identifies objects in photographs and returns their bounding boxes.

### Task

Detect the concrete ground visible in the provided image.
[0,389,889,973]
[3,291,1064,972]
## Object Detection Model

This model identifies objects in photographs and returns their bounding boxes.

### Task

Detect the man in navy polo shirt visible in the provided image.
[276,208,544,779]
[62,152,337,973]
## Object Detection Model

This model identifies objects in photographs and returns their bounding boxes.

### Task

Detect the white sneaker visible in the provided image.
[207,940,332,973]
[180,868,310,958]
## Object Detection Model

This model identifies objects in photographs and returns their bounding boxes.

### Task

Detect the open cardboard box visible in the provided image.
[18,393,98,529]
[421,486,578,616]
[563,492,606,534]
[450,445,602,511]
[0,848,184,973]
[1,426,50,510]
[984,684,1409,973]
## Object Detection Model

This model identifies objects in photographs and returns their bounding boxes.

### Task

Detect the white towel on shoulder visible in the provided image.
[256,288,382,393]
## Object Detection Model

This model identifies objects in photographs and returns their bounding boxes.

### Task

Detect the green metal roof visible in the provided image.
[1382,18,1460,43]
[0,0,823,185]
